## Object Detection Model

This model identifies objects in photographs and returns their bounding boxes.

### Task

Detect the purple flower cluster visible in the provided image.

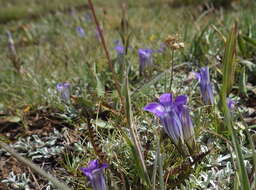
[144,93,194,148]
[80,160,108,190]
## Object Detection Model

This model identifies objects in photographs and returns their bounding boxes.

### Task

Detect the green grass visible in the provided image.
[0,0,256,189]
[0,0,89,24]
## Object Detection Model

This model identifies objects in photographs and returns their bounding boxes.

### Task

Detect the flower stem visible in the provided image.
[87,0,124,106]
[169,50,174,92]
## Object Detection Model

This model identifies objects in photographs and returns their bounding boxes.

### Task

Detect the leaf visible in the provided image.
[93,63,105,97]
[222,23,237,97]
[124,71,151,187]
[239,66,248,97]
[243,35,256,48]
[238,34,247,57]
[5,116,21,123]
[240,60,256,72]
[221,23,250,190]
[0,103,4,112]
[93,119,114,129]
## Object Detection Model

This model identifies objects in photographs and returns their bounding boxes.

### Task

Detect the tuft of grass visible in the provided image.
[1,1,256,189]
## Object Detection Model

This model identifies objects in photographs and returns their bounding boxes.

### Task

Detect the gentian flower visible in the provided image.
[179,106,195,149]
[114,40,125,55]
[56,82,71,102]
[144,93,195,148]
[80,160,108,190]
[76,26,85,37]
[227,98,235,110]
[138,48,153,75]
[194,67,214,105]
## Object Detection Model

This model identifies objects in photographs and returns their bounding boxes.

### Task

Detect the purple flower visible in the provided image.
[179,107,195,148]
[56,82,71,102]
[138,48,153,75]
[195,67,214,105]
[227,98,235,110]
[114,40,125,55]
[80,160,108,190]
[156,43,166,53]
[76,26,85,37]
[144,93,194,147]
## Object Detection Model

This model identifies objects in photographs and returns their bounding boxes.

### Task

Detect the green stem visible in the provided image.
[158,135,165,190]
[221,96,250,190]
[124,70,151,187]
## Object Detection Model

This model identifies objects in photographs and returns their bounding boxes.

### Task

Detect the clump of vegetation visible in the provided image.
[0,0,256,189]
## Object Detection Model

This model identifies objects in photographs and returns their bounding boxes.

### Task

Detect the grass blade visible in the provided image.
[243,36,256,48]
[151,149,158,190]
[0,141,72,190]
[239,66,248,97]
[238,34,247,57]
[93,63,105,97]
[222,23,237,95]
[157,137,165,190]
[221,23,250,190]
[124,69,151,187]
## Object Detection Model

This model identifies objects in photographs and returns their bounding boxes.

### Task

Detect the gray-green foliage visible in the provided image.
[0,0,256,189]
